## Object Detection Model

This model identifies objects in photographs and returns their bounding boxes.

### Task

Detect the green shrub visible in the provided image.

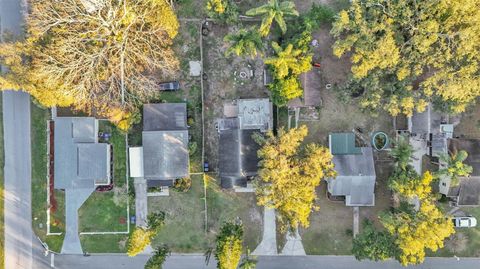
[173,177,192,192]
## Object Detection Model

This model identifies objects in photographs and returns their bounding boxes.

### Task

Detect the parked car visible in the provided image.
[452,216,477,228]
[159,81,180,91]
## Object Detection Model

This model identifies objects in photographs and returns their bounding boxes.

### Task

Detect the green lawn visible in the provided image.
[206,178,263,251]
[0,93,5,269]
[80,234,130,253]
[79,121,129,232]
[300,182,354,255]
[50,190,65,234]
[30,102,65,252]
[150,175,208,252]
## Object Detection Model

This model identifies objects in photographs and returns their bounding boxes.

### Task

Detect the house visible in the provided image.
[129,103,189,189]
[440,138,480,206]
[54,117,111,189]
[409,104,453,158]
[53,117,111,254]
[326,133,376,206]
[218,99,272,189]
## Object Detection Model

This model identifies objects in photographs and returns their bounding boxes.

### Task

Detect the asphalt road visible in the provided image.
[2,91,33,269]
[52,254,480,269]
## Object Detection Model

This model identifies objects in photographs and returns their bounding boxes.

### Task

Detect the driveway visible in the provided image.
[2,91,33,269]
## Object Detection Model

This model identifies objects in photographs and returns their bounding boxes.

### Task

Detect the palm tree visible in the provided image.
[224,27,263,59]
[437,150,473,187]
[389,135,414,170]
[264,42,311,79]
[246,0,299,36]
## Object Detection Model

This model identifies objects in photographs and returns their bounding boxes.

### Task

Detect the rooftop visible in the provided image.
[327,133,376,206]
[237,99,272,131]
[219,129,261,189]
[142,130,189,181]
[54,117,110,189]
[143,103,187,131]
[329,133,362,155]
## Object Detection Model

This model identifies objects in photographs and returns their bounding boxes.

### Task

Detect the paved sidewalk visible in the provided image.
[280,229,306,256]
[252,207,277,255]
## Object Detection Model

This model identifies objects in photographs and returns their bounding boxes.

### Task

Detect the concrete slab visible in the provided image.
[134,178,148,227]
[353,206,359,237]
[189,61,201,76]
[252,207,277,256]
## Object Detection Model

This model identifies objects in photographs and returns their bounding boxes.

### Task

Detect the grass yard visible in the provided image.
[206,177,263,251]
[78,121,129,233]
[80,234,130,253]
[0,94,4,269]
[30,102,65,252]
[300,181,354,255]
[150,175,207,252]
[49,190,65,234]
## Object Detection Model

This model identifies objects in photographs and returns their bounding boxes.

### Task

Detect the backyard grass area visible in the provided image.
[150,175,207,252]
[300,181,353,255]
[206,178,263,251]
[78,121,129,233]
[30,102,65,252]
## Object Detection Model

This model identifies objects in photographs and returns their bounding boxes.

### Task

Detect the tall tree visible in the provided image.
[0,0,179,123]
[215,221,243,269]
[437,150,473,187]
[264,42,312,106]
[246,0,299,36]
[264,42,311,80]
[389,136,414,170]
[255,125,336,230]
[389,170,433,201]
[381,200,454,266]
[331,0,480,116]
[144,245,170,269]
[224,27,263,59]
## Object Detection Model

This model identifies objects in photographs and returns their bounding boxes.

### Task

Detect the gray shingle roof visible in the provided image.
[327,147,376,206]
[143,103,187,131]
[142,130,189,180]
[219,129,260,188]
[54,117,110,189]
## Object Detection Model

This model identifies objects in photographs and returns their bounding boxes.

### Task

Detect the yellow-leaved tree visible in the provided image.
[381,199,455,266]
[215,221,243,269]
[127,227,154,257]
[0,0,179,128]
[255,125,336,230]
[331,0,480,116]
